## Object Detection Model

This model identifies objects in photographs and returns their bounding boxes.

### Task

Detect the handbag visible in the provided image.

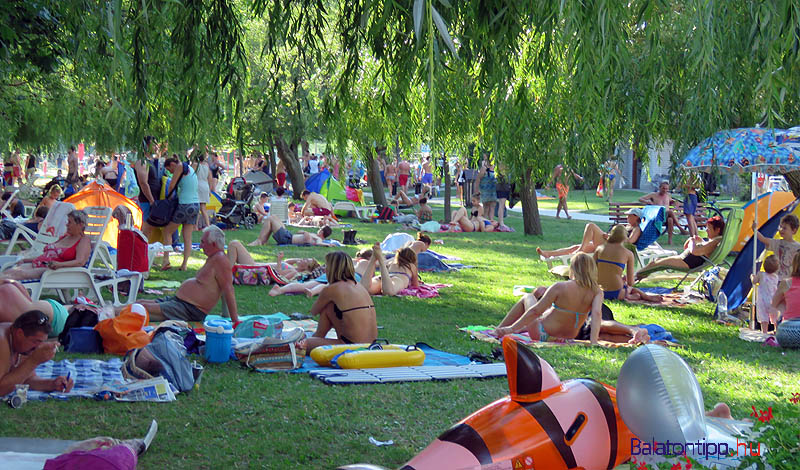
[146,162,186,227]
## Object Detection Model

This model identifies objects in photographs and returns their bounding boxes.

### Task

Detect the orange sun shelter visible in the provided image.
[64,181,143,248]
[733,191,795,253]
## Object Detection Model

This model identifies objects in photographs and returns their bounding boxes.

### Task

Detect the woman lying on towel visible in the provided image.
[595,225,662,302]
[494,253,650,345]
[361,243,419,295]
[269,249,372,297]
[390,186,430,207]
[448,207,499,232]
[299,251,377,352]
[1,209,91,282]
[227,240,320,282]
[635,215,725,282]
[536,210,642,258]
[0,280,70,338]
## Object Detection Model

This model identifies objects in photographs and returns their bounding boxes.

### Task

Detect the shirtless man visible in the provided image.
[0,310,74,396]
[397,157,411,193]
[421,156,433,188]
[249,214,332,246]
[639,180,684,244]
[300,190,333,217]
[384,159,397,195]
[133,226,239,324]
[66,146,79,185]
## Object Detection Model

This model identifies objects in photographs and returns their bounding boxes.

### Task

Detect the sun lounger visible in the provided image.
[635,208,744,289]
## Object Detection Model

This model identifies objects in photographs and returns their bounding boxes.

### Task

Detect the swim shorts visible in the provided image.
[312,207,331,216]
[45,298,68,337]
[684,193,698,216]
[556,182,569,199]
[155,296,206,322]
[421,173,433,184]
[272,227,294,245]
[398,174,409,187]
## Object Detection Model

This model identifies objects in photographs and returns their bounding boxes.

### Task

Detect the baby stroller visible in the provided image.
[216,176,257,229]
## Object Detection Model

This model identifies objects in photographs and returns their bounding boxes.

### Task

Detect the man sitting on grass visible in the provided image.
[0,310,74,395]
[248,214,332,246]
[133,226,239,324]
[300,190,333,217]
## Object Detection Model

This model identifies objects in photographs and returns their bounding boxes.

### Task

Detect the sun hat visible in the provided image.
[625,207,644,219]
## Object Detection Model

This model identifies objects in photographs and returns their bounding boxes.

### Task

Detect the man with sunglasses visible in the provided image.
[0,310,74,396]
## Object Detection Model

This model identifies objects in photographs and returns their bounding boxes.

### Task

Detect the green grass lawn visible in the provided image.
[2,202,798,469]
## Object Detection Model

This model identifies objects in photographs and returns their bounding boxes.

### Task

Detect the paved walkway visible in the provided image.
[365,190,612,223]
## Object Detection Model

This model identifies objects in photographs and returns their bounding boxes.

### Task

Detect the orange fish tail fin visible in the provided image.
[503,337,561,400]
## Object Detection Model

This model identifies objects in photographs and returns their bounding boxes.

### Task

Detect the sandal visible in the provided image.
[160,264,173,271]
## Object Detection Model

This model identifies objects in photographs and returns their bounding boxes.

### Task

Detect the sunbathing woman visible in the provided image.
[494,253,650,345]
[537,210,642,258]
[448,207,498,232]
[361,243,419,296]
[1,210,91,281]
[300,251,377,352]
[407,233,432,254]
[227,239,319,282]
[635,215,725,282]
[0,280,70,338]
[594,225,662,302]
[391,186,430,206]
[269,249,371,297]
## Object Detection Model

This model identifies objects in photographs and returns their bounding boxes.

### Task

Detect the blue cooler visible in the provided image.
[204,319,234,363]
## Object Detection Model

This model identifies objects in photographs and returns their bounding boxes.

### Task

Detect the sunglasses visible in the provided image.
[22,311,50,327]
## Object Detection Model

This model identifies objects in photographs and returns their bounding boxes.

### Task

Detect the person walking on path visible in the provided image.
[548,164,583,219]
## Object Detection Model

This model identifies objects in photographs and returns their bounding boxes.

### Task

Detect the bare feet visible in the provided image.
[705,402,732,419]
[304,288,316,298]
[268,285,282,296]
[536,247,544,256]
[248,240,261,246]
[630,328,650,344]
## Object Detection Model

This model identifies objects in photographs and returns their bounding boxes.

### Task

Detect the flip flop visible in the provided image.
[160,264,173,271]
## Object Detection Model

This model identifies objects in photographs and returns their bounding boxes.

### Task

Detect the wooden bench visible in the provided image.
[608,201,708,230]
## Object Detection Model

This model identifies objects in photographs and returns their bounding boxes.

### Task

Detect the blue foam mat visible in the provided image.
[310,363,507,384]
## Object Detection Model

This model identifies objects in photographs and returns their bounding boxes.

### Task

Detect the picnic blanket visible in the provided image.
[3,359,125,401]
[625,291,706,308]
[418,251,472,272]
[739,327,773,343]
[460,325,681,348]
[289,222,352,229]
[397,283,451,298]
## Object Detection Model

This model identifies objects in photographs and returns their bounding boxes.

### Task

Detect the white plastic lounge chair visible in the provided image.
[0,201,76,270]
[25,206,142,307]
[269,197,290,223]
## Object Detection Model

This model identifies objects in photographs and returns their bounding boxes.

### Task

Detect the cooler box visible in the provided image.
[204,319,234,363]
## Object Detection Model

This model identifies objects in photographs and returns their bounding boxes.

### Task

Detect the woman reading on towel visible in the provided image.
[300,251,377,352]
[269,249,371,297]
[536,210,642,258]
[1,209,91,281]
[594,225,662,302]
[361,243,419,295]
[0,280,70,338]
[635,215,725,282]
[226,240,319,281]
[494,253,650,344]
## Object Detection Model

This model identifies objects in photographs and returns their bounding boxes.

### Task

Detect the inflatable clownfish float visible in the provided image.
[339,336,634,470]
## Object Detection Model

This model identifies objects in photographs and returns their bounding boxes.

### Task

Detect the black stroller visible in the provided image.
[216,177,257,229]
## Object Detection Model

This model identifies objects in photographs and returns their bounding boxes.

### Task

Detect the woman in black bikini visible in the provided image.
[635,215,725,282]
[360,243,419,295]
[301,251,377,353]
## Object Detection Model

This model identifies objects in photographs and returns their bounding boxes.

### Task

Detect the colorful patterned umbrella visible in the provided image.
[681,128,800,174]
[680,127,800,328]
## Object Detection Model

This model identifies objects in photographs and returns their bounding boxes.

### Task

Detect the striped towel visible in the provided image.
[5,358,124,401]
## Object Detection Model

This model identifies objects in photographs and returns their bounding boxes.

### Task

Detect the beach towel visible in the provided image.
[460,326,681,348]
[739,327,772,343]
[3,359,125,401]
[396,283,451,298]
[625,290,706,308]
[417,251,471,272]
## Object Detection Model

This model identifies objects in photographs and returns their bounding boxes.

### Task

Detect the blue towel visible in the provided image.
[639,286,673,294]
[636,205,666,250]
[639,323,677,343]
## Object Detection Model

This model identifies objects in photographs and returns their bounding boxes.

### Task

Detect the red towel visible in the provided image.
[396,283,451,298]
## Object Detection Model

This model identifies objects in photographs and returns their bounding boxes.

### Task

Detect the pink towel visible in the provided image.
[45,445,138,470]
[396,283,451,298]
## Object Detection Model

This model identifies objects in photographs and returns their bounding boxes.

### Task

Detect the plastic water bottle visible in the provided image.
[716,291,728,319]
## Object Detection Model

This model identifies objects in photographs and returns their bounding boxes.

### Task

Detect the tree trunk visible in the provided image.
[784,170,800,198]
[268,145,276,178]
[520,167,542,235]
[367,145,387,206]
[275,137,305,196]
[442,151,451,222]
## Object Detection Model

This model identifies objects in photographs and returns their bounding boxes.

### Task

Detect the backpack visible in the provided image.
[58,305,100,346]
[376,205,396,220]
[122,329,195,392]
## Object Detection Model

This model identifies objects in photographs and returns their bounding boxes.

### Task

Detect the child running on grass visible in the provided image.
[753,254,780,333]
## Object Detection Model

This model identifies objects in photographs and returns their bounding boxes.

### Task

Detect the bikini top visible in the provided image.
[551,303,590,328]
[597,258,626,270]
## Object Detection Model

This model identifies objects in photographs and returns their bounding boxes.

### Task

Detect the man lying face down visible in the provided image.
[0,310,74,395]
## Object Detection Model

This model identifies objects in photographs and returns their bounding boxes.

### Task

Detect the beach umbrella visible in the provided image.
[681,127,800,325]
